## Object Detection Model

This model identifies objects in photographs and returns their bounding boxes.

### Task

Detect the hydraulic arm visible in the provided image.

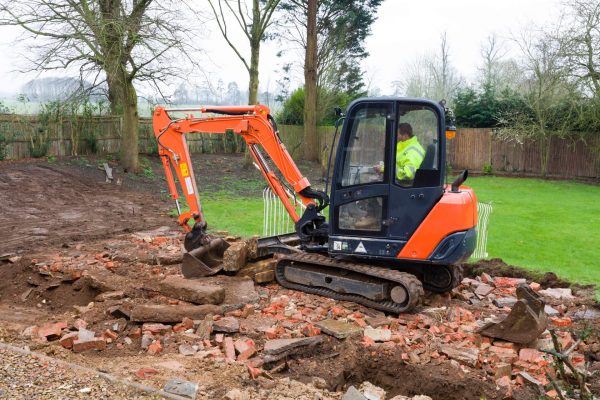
[152,104,328,242]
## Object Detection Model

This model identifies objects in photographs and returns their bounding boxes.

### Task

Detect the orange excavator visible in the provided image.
[152,98,478,313]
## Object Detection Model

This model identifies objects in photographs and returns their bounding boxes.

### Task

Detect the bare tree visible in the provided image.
[0,0,201,172]
[208,0,281,105]
[399,32,463,103]
[560,0,600,96]
[498,28,579,176]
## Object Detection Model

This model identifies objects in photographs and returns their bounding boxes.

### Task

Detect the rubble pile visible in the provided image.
[2,229,599,400]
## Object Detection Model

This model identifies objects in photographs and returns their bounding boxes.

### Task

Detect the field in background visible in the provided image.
[195,174,600,288]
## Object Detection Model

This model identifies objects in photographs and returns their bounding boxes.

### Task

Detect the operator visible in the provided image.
[374,122,425,184]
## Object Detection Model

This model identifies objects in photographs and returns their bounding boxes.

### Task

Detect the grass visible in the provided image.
[173,175,600,290]
[467,176,600,289]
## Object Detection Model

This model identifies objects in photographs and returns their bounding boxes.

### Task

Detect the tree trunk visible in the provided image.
[248,41,260,105]
[303,0,318,161]
[119,78,139,173]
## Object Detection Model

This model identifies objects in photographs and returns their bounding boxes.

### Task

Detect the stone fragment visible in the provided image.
[264,336,324,355]
[342,386,368,400]
[224,337,236,361]
[316,319,363,339]
[195,316,213,339]
[222,241,248,272]
[254,270,275,283]
[439,345,480,367]
[77,328,95,342]
[141,334,154,349]
[359,381,386,400]
[142,323,172,335]
[224,388,250,400]
[179,343,197,356]
[363,327,392,342]
[365,315,390,328]
[163,378,198,399]
[493,297,517,308]
[544,305,561,317]
[494,362,512,380]
[94,291,126,302]
[158,276,225,305]
[475,283,494,298]
[130,304,223,323]
[573,307,600,321]
[539,288,574,300]
[213,317,240,333]
[72,338,106,352]
[480,272,493,284]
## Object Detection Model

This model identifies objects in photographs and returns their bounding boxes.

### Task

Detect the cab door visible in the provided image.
[328,98,445,259]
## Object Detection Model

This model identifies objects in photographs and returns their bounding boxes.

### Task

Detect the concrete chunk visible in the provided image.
[163,378,198,399]
[159,276,225,305]
[439,345,480,367]
[316,319,363,339]
[213,317,240,333]
[364,327,392,342]
[130,304,223,323]
[264,335,324,355]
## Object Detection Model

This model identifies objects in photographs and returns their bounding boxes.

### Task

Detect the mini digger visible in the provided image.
[152,97,483,315]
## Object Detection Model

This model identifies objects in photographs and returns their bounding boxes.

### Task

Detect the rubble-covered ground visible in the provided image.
[1,156,599,400]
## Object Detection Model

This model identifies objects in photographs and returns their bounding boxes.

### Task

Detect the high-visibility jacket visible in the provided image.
[396,136,425,181]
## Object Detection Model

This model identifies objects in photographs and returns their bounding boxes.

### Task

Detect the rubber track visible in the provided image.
[275,253,424,314]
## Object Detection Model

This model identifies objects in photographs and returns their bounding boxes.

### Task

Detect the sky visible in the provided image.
[0,0,563,99]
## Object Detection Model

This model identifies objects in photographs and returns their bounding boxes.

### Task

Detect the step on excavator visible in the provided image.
[152,96,546,340]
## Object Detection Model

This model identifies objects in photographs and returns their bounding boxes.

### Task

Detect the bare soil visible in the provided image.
[0,155,597,400]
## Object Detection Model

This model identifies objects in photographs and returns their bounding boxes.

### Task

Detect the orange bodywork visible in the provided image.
[397,186,478,260]
[152,105,315,232]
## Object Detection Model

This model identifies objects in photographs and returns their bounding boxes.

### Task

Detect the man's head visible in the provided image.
[397,123,413,142]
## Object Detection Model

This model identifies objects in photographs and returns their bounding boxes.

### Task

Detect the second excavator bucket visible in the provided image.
[181,238,230,278]
[479,283,547,344]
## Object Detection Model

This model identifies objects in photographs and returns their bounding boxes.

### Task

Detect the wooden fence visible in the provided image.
[447,128,600,179]
[1,114,598,180]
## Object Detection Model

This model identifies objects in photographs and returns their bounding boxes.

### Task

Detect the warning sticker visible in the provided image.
[333,241,342,251]
[184,176,194,195]
[354,242,367,253]
[180,162,190,177]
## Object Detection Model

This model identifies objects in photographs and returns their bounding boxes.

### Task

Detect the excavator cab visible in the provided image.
[329,98,454,259]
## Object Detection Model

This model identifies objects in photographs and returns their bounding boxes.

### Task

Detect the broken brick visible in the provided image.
[104,329,118,340]
[38,322,67,341]
[549,317,572,327]
[142,323,172,335]
[301,324,321,337]
[147,340,163,355]
[59,332,79,349]
[72,338,106,352]
[173,317,194,332]
[519,348,544,363]
[493,277,526,288]
[224,337,235,361]
[237,346,257,361]
[135,368,159,379]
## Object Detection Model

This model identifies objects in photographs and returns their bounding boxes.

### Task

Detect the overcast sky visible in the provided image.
[0,0,563,98]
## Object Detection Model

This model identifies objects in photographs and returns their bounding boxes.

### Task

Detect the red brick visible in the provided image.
[72,338,106,352]
[519,348,544,363]
[59,332,79,349]
[173,317,194,332]
[135,368,159,379]
[38,322,67,340]
[142,323,172,335]
[129,328,141,338]
[147,340,163,355]
[224,337,235,361]
[104,329,118,340]
[215,333,224,344]
[493,277,526,288]
[301,324,321,337]
[488,346,518,363]
[529,282,541,291]
[550,317,572,327]
[237,346,257,361]
[361,336,375,347]
[247,365,262,379]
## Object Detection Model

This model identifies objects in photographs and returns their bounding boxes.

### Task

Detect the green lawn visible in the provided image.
[186,177,600,289]
[468,176,600,288]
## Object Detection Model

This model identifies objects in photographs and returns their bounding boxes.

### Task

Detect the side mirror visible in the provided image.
[451,169,468,192]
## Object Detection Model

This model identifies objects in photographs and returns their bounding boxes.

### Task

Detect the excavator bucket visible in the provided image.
[479,283,547,344]
[181,238,230,278]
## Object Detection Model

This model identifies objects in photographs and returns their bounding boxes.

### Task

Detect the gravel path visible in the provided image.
[0,347,166,399]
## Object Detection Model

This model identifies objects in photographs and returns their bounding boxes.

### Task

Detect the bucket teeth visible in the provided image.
[479,283,547,344]
[181,238,230,278]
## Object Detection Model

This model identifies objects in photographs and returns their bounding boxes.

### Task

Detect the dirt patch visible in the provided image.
[464,258,574,288]
[283,338,534,400]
